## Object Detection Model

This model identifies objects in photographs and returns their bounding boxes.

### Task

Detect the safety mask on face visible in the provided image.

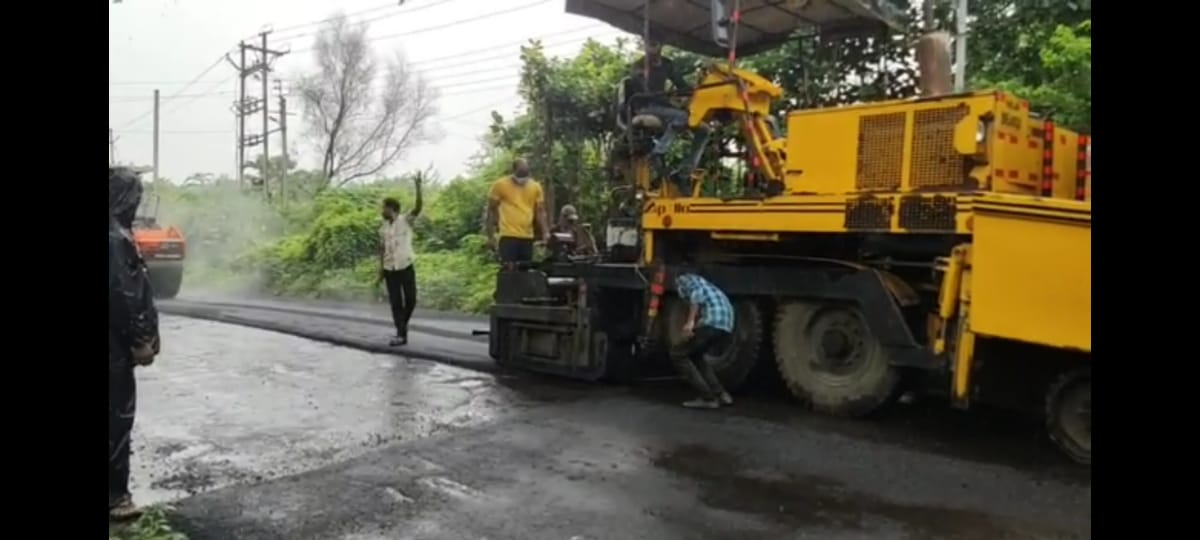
[512,173,530,186]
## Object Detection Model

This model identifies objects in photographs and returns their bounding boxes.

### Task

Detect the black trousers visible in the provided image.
[672,326,731,400]
[498,237,534,264]
[109,361,136,506]
[384,265,417,339]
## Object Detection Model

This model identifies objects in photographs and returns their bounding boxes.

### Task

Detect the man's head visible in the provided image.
[381,197,401,221]
[109,166,144,228]
[559,204,579,226]
[673,270,702,291]
[511,158,532,186]
[644,39,662,59]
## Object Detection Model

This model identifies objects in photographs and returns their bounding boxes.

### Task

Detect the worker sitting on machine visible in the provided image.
[628,39,711,194]
[549,204,597,258]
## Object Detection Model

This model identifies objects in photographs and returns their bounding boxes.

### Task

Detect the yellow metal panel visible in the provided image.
[968,194,1091,352]
[988,95,1041,196]
[784,92,1005,196]
[1049,129,1084,200]
[641,194,977,235]
[783,110,863,194]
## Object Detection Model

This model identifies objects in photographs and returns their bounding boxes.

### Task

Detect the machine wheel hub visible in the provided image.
[1046,368,1091,465]
[809,309,868,380]
[1055,380,1091,453]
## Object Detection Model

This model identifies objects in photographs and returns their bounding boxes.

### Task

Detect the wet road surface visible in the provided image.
[145,313,1090,539]
[135,316,587,505]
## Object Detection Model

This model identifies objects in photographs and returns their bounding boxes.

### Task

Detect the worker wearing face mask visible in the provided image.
[485,157,550,264]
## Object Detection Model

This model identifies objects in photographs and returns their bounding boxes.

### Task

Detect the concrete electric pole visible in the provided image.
[274,78,290,205]
[152,89,160,183]
[227,31,287,195]
[109,128,120,166]
[953,0,969,92]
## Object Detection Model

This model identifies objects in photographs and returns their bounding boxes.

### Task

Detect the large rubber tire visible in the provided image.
[149,266,184,299]
[773,301,899,417]
[665,296,764,392]
[1045,367,1091,465]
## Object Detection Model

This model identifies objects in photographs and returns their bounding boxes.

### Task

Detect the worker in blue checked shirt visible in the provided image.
[672,272,735,409]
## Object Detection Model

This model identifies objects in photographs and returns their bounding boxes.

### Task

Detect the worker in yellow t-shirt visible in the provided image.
[484,157,550,264]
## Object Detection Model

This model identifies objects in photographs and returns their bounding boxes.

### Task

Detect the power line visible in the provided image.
[437,82,519,97]
[409,24,604,66]
[441,98,517,121]
[115,53,231,130]
[434,74,520,92]
[109,24,612,88]
[269,1,397,35]
[110,91,235,101]
[162,73,238,118]
[123,129,232,135]
[289,0,552,55]
[113,71,520,109]
[268,0,454,38]
[271,0,459,44]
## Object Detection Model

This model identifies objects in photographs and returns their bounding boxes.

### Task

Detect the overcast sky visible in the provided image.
[109,0,625,182]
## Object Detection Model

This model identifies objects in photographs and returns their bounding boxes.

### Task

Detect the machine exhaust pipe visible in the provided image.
[915,31,953,97]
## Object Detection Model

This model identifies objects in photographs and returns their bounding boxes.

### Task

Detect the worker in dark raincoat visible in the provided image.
[108,166,160,520]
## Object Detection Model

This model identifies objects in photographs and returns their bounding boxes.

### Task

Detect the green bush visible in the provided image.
[213,177,499,312]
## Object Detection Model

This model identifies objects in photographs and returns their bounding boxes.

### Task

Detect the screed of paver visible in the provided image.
[131,316,589,506]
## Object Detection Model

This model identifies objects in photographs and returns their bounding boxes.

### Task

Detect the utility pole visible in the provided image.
[260,31,272,200]
[540,77,556,215]
[227,32,287,196]
[152,89,160,183]
[275,79,290,205]
[233,43,248,187]
[109,128,119,166]
[953,0,969,92]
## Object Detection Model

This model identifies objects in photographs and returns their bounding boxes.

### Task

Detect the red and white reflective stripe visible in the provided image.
[1041,121,1055,197]
[1074,135,1090,201]
[647,268,666,317]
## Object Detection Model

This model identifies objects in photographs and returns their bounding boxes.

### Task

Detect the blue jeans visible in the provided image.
[638,104,711,192]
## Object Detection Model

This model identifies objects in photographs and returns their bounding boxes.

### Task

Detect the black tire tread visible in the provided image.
[664,296,765,392]
[150,267,184,299]
[1044,366,1091,466]
[772,300,899,417]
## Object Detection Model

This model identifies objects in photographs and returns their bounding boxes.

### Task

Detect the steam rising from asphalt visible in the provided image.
[152,176,286,299]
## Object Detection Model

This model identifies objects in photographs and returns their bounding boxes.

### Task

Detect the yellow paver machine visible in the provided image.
[488,0,1091,464]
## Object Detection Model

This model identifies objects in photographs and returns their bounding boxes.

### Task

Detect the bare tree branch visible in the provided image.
[295,13,437,189]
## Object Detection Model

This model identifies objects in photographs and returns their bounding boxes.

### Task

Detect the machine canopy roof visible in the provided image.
[564,0,905,57]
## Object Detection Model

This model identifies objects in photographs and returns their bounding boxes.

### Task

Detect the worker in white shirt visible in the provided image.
[377,173,423,346]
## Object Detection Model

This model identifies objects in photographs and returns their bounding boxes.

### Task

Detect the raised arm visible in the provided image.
[408,172,424,220]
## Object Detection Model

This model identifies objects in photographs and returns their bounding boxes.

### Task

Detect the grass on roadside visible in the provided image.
[109,506,187,540]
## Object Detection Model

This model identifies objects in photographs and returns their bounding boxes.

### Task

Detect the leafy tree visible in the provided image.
[969,4,1091,132]
[295,12,437,188]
